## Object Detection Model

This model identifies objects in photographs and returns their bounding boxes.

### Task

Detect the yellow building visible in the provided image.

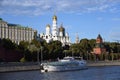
[0,18,37,44]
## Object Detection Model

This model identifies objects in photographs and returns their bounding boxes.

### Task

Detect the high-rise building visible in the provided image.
[0,18,37,44]
[40,15,70,46]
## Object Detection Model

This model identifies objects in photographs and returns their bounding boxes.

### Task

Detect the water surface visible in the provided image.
[0,66,120,80]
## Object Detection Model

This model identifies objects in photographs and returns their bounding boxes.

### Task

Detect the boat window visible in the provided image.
[64,57,74,60]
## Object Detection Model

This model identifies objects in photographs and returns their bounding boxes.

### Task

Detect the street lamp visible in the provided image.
[86,51,88,61]
[64,50,67,57]
[37,48,40,65]
[40,46,43,64]
[111,50,113,61]
[37,46,43,66]
[72,49,74,57]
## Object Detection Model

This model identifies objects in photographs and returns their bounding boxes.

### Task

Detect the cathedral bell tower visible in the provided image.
[52,15,58,38]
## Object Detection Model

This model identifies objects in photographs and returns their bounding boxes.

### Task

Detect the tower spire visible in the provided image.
[52,10,57,21]
[52,13,58,40]
[75,33,79,44]
[54,10,56,16]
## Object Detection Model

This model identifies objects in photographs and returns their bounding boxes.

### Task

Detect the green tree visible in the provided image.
[80,39,91,53]
[1,38,17,49]
[69,44,83,56]
[79,39,91,60]
[31,39,41,48]
[89,39,96,50]
[19,41,29,50]
[47,41,63,59]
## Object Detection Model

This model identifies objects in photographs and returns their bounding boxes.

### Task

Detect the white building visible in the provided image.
[40,15,70,46]
[0,18,37,44]
[75,33,79,44]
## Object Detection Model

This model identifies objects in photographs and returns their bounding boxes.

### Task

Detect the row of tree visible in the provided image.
[0,38,120,62]
[64,39,120,61]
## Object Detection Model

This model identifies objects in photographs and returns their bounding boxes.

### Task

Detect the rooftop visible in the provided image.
[8,23,32,29]
[0,18,3,20]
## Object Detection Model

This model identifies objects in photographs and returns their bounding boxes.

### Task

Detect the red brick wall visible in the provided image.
[93,48,101,54]
[93,48,106,54]
[0,46,23,62]
[0,47,5,59]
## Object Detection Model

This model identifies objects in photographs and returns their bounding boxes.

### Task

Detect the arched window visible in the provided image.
[46,36,48,39]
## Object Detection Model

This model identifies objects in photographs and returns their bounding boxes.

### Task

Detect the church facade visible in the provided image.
[40,15,70,46]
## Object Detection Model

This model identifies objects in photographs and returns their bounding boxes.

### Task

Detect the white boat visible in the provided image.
[41,56,87,72]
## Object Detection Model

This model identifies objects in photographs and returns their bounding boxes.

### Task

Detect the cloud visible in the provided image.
[0,0,120,16]
[110,32,120,40]
[97,17,104,21]
[112,18,120,21]
[109,27,120,40]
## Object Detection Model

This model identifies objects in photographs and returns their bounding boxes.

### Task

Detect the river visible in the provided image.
[0,66,120,80]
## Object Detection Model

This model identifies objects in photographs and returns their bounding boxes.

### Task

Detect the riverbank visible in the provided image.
[0,61,120,73]
[87,60,120,67]
[0,65,40,72]
[0,62,41,72]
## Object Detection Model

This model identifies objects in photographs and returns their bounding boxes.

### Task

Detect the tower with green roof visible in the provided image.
[93,34,106,54]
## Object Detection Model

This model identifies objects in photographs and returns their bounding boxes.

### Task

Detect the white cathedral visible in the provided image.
[40,15,70,46]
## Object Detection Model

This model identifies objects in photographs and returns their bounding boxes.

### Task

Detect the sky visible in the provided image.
[0,0,120,43]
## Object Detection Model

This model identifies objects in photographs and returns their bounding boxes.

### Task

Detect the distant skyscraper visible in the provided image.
[0,18,37,44]
[40,15,70,46]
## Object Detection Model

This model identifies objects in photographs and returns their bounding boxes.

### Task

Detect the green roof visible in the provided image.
[97,34,102,40]
[8,23,32,29]
[8,23,17,26]
[0,18,3,20]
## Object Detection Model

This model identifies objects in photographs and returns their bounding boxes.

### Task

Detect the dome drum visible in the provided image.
[59,27,65,32]
[46,24,50,28]
[53,15,57,21]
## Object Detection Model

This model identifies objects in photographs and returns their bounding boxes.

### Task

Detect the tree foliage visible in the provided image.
[0,38,120,62]
[0,38,17,49]
[47,41,63,59]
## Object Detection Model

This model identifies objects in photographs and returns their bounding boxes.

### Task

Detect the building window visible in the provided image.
[46,36,48,39]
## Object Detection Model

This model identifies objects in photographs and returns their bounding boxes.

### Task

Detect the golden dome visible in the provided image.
[53,15,57,21]
[59,25,65,32]
[46,24,50,28]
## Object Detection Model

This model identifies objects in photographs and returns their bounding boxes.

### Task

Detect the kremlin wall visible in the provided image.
[0,15,108,62]
[0,46,23,62]
[0,15,71,62]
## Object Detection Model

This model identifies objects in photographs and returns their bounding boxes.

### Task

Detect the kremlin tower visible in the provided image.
[93,34,106,54]
[75,33,79,44]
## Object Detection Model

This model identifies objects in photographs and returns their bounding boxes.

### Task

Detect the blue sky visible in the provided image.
[0,0,120,43]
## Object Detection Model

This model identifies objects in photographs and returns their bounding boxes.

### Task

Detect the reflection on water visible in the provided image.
[0,66,120,80]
